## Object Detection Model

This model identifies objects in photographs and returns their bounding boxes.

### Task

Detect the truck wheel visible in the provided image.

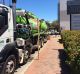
[22,48,32,65]
[26,46,32,58]
[23,50,29,64]
[2,55,16,74]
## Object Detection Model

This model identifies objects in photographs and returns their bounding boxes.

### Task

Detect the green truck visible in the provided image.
[16,9,48,53]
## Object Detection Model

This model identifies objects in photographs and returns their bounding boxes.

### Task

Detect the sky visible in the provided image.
[3,0,58,22]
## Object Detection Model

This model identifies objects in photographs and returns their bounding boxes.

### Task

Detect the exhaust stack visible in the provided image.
[12,0,17,40]
[12,0,17,29]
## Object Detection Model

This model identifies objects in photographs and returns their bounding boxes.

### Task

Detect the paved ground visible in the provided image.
[24,35,70,74]
[14,50,41,74]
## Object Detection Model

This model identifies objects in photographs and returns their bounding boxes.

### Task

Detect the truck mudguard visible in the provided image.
[0,42,19,63]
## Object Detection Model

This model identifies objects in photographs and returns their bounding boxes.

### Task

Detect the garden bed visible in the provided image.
[61,30,80,74]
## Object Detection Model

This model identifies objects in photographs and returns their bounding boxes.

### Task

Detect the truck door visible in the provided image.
[0,7,10,52]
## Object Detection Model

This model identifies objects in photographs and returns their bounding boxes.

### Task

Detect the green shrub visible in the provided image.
[61,30,80,74]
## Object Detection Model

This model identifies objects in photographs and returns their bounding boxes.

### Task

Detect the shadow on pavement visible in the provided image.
[58,49,71,74]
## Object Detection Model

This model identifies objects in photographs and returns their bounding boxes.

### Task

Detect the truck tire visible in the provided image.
[26,46,32,58]
[21,48,31,65]
[23,50,29,64]
[2,55,16,74]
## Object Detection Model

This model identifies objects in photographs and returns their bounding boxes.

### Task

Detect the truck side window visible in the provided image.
[0,9,8,36]
[0,15,5,29]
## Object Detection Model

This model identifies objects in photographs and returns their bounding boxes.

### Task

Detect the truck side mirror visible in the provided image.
[0,8,8,15]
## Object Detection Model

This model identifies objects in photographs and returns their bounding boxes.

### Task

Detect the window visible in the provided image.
[0,7,8,36]
[67,1,80,14]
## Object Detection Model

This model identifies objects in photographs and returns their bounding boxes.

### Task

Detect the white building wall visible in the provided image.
[59,0,70,30]
[59,0,80,30]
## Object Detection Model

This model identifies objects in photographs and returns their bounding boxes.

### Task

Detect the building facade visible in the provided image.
[59,0,80,30]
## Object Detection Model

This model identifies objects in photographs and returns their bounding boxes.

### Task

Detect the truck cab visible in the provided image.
[0,4,30,74]
[0,4,14,52]
[0,4,17,74]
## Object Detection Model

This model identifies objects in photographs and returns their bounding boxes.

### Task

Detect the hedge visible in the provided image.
[61,30,80,74]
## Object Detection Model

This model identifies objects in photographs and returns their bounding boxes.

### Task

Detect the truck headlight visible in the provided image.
[16,38,25,46]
